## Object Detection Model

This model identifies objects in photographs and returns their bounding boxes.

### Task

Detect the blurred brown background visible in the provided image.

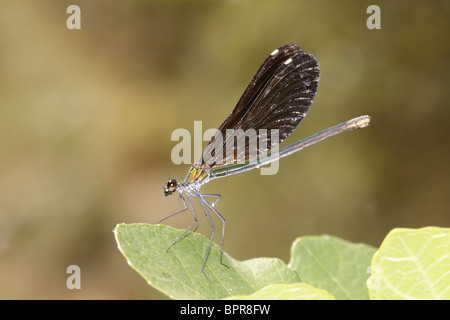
[0,0,448,299]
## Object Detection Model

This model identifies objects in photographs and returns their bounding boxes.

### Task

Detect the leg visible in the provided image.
[193,194,221,233]
[203,193,221,208]
[157,192,188,224]
[196,195,215,279]
[164,192,199,252]
[199,193,228,268]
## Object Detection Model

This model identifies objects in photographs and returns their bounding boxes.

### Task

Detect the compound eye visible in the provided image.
[164,179,177,196]
[168,179,177,189]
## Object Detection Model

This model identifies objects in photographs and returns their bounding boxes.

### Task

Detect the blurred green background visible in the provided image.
[0,0,448,299]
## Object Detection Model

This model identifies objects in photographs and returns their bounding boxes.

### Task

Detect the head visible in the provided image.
[164,178,177,196]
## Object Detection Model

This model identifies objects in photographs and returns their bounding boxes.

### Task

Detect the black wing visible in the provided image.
[201,44,320,168]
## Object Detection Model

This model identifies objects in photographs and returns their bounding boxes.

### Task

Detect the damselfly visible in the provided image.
[160,44,370,278]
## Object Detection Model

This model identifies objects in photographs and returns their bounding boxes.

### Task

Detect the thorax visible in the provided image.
[179,163,211,193]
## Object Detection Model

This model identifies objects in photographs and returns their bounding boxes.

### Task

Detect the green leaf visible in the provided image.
[225,283,335,300]
[368,227,450,300]
[288,235,377,300]
[114,223,300,300]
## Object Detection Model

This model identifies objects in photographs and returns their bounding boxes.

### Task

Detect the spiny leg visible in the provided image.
[200,193,228,269]
[193,194,221,233]
[205,193,221,208]
[196,195,216,279]
[192,214,207,233]
[165,192,199,252]
[157,192,188,224]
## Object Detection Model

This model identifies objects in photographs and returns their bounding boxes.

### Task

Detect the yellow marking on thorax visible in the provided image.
[182,164,210,184]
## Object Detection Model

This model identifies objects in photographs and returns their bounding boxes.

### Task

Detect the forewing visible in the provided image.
[201,44,320,168]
